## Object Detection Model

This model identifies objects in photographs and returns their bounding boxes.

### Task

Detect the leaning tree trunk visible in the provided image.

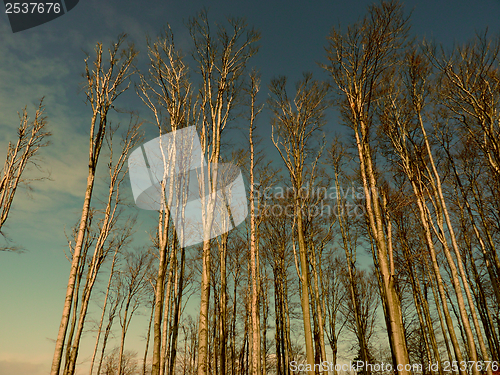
[50,35,136,375]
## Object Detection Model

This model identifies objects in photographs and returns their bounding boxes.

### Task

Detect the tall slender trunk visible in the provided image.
[284,271,292,375]
[335,170,371,375]
[423,254,453,363]
[212,271,219,375]
[143,295,156,375]
[309,242,327,366]
[383,106,468,372]
[231,266,240,375]
[117,298,132,375]
[168,246,186,375]
[401,242,434,373]
[160,237,177,375]
[97,286,120,375]
[415,185,465,369]
[51,37,136,375]
[297,210,316,374]
[198,238,212,375]
[65,257,104,374]
[457,201,500,361]
[151,219,171,375]
[89,248,119,375]
[219,233,229,375]
[353,122,410,373]
[63,241,88,374]
[51,171,96,375]
[249,92,261,375]
[261,273,268,375]
[446,151,500,306]
[419,117,490,375]
[198,158,219,375]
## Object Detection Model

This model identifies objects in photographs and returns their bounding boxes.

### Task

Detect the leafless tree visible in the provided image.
[187,13,260,375]
[101,348,140,375]
[51,34,138,375]
[322,1,412,371]
[247,70,264,375]
[116,249,154,375]
[0,99,50,243]
[331,138,374,375]
[269,73,329,374]
[63,116,143,375]
[427,31,500,308]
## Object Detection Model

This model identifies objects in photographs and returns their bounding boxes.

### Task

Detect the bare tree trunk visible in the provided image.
[89,246,119,375]
[269,74,328,374]
[218,233,229,375]
[63,230,90,375]
[97,276,121,375]
[168,246,186,375]
[331,156,371,375]
[309,241,327,367]
[198,237,212,375]
[117,301,131,375]
[248,71,262,375]
[461,218,500,360]
[261,272,269,375]
[402,162,466,369]
[231,262,241,375]
[151,222,171,375]
[65,120,141,375]
[418,113,490,375]
[160,237,178,375]
[399,232,439,374]
[445,148,500,306]
[422,248,453,364]
[297,194,316,373]
[117,251,153,375]
[143,294,156,375]
[212,269,220,375]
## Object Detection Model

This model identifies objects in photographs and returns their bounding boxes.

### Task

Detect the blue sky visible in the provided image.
[1,0,500,374]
